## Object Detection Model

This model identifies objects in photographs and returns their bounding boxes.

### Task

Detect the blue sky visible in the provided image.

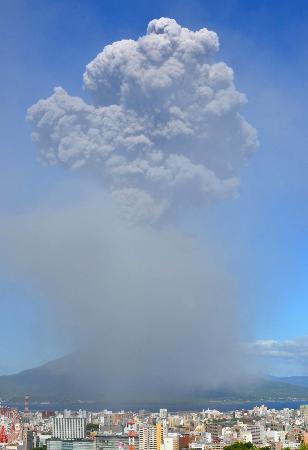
[1,0,308,375]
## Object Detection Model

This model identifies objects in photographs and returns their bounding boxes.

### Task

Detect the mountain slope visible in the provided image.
[270,375,308,388]
[0,355,84,401]
[1,356,308,403]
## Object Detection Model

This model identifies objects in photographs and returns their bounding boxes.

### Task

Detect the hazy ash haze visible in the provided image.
[1,17,258,401]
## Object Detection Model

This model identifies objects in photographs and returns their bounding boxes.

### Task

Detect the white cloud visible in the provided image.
[27,17,258,223]
[248,337,308,362]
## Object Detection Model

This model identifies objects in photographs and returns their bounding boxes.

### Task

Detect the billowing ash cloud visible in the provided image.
[27,17,258,223]
[0,18,258,402]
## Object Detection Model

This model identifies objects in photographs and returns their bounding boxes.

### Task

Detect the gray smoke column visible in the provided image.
[2,198,245,401]
[27,17,258,223]
[1,18,258,402]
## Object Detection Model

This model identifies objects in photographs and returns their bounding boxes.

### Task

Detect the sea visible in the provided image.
[5,400,308,413]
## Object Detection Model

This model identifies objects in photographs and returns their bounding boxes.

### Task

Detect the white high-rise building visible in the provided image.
[52,418,86,440]
[247,424,265,445]
[160,434,179,450]
[159,410,168,420]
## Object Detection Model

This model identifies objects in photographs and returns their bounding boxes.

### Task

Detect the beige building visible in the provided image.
[139,424,167,450]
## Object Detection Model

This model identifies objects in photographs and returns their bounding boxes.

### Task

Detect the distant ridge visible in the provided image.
[1,356,308,404]
[268,375,308,388]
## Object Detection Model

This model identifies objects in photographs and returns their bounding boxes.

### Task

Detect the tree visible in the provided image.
[86,423,99,432]
[224,443,255,450]
[299,444,308,450]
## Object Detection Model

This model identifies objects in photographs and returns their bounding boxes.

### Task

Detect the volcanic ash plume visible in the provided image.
[1,18,258,402]
[27,17,258,223]
[2,201,245,401]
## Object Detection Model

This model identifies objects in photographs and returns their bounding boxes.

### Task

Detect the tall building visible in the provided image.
[96,435,139,450]
[300,405,308,428]
[160,434,179,450]
[247,424,265,445]
[47,440,94,450]
[23,430,34,450]
[204,424,222,439]
[159,411,168,420]
[139,424,167,450]
[52,418,86,440]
